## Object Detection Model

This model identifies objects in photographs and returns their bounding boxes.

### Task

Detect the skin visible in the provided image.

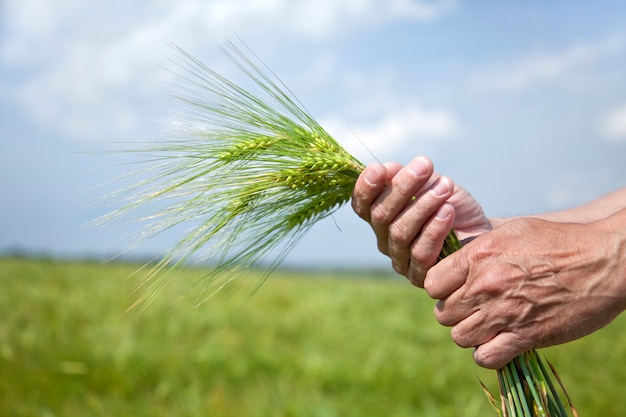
[352,156,626,369]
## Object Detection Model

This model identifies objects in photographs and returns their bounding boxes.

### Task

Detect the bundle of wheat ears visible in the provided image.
[99,39,577,416]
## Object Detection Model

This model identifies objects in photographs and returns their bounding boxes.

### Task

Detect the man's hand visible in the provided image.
[425,215,626,369]
[351,156,491,287]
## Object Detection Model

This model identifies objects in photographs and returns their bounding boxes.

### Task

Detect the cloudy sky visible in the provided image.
[1,1,626,269]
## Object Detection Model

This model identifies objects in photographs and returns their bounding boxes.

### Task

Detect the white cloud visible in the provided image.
[599,103,626,142]
[322,106,456,160]
[284,0,457,40]
[1,0,457,141]
[469,36,625,93]
[1,0,458,66]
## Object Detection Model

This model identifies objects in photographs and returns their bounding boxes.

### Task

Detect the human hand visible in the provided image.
[425,216,626,369]
[351,156,491,287]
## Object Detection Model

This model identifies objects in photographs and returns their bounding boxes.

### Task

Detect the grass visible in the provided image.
[1,257,625,416]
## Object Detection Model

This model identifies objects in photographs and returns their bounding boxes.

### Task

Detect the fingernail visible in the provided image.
[363,166,381,187]
[430,177,451,197]
[435,203,453,220]
[408,157,430,178]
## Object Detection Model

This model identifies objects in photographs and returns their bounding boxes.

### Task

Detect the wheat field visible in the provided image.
[1,257,624,416]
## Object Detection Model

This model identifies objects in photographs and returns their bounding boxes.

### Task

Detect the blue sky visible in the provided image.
[1,1,626,269]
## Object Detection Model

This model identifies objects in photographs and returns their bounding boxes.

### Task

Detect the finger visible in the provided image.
[424,249,469,300]
[404,201,455,286]
[351,163,388,221]
[388,176,453,263]
[431,278,485,328]
[472,332,532,369]
[369,156,434,249]
[382,161,403,178]
[449,310,501,348]
[351,162,402,221]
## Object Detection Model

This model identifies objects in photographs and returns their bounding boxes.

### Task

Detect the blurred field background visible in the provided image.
[2,257,625,416]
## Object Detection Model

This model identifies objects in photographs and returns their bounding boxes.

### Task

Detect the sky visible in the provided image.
[1,1,626,269]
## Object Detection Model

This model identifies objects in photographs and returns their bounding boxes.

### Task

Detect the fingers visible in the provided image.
[473,333,532,369]
[424,248,469,300]
[370,156,433,221]
[405,201,456,287]
[433,301,530,369]
[352,156,459,283]
[368,157,435,255]
[351,162,402,222]
[448,309,504,348]
[431,275,533,369]
[388,176,453,258]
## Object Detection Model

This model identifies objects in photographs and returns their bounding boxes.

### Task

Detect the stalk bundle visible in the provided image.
[99,39,576,416]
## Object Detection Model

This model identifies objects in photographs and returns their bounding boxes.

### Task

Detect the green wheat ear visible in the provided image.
[95,39,367,310]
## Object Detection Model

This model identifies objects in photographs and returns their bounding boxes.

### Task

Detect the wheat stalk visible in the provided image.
[96,38,576,416]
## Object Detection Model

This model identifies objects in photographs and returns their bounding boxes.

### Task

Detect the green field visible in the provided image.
[1,257,624,416]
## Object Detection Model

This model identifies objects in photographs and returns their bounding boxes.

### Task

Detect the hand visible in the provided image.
[351,156,491,287]
[425,216,626,369]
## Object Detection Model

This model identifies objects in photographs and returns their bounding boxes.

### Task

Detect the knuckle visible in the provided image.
[411,235,429,255]
[350,188,368,213]
[451,327,473,348]
[423,271,441,299]
[391,259,408,276]
[419,222,439,242]
[411,243,438,270]
[369,204,391,227]
[388,221,413,247]
[469,277,495,298]
[391,179,414,197]
[466,268,503,298]
[465,236,498,263]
